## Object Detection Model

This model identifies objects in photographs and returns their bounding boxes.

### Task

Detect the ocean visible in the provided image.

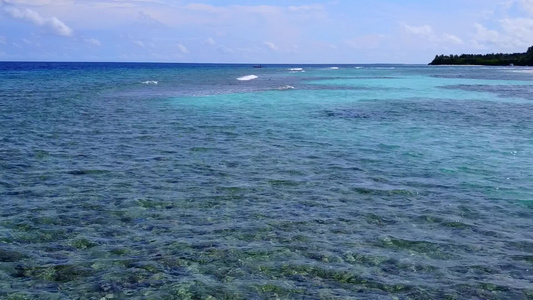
[0,62,532,299]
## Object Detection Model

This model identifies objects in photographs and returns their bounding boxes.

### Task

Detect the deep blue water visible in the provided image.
[0,62,532,299]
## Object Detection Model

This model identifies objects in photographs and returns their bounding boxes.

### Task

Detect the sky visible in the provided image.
[0,0,532,63]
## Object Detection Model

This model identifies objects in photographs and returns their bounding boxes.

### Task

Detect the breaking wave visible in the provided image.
[277,85,295,90]
[237,75,258,81]
[508,69,533,74]
[141,80,158,85]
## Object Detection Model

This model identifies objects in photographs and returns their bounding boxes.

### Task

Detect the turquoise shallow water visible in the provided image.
[0,62,532,299]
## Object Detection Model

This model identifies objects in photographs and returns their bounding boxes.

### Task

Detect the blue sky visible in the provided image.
[1,0,532,63]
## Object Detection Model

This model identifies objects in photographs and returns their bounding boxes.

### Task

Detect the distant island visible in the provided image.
[429,46,533,66]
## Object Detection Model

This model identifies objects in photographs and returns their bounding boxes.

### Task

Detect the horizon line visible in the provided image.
[0,60,426,65]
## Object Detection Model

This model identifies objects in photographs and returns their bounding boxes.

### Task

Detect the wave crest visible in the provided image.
[277,85,295,90]
[289,68,304,72]
[237,75,258,81]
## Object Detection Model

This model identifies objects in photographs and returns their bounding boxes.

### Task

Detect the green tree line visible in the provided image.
[429,46,533,66]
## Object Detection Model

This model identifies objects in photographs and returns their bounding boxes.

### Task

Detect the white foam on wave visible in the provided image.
[329,67,339,70]
[508,69,533,74]
[141,80,158,85]
[289,68,304,72]
[277,85,295,90]
[237,75,258,81]
[355,67,363,69]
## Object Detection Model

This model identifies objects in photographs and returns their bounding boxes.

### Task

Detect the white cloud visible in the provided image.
[176,43,188,53]
[442,33,463,44]
[288,4,323,12]
[2,4,73,36]
[84,37,101,47]
[6,0,526,63]
[1,0,72,5]
[133,40,145,48]
[402,23,433,36]
[400,23,465,49]
[185,3,219,13]
[264,41,278,51]
[22,38,39,46]
[184,3,283,17]
[471,20,533,50]
[136,10,165,27]
[474,23,500,44]
[520,0,533,14]
[115,0,161,3]
[472,23,509,49]
[499,17,533,47]
[468,39,487,50]
[217,45,234,54]
[204,37,216,45]
[235,5,281,15]
[468,1,533,51]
